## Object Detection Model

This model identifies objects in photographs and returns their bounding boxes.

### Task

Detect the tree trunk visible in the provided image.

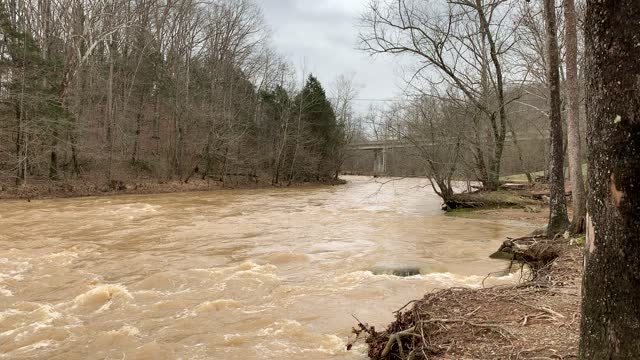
[153,87,161,156]
[476,0,507,191]
[288,84,304,185]
[486,142,502,190]
[508,119,533,183]
[70,134,80,176]
[69,66,84,178]
[132,103,144,164]
[15,25,28,185]
[543,0,570,236]
[273,111,291,186]
[563,0,586,233]
[580,0,640,357]
[49,128,59,180]
[15,105,24,185]
[471,116,489,186]
[106,50,114,184]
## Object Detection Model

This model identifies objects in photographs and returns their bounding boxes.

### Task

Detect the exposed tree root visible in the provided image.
[491,236,563,279]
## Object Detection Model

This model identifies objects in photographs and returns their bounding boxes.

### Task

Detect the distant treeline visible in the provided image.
[0,0,345,188]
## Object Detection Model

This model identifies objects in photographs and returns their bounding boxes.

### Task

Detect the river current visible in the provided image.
[0,176,536,359]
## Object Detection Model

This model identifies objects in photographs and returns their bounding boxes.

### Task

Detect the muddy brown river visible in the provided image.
[0,176,537,359]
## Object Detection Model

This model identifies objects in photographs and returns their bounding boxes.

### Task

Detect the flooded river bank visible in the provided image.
[0,176,537,359]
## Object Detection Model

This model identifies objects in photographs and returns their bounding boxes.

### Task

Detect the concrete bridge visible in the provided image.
[348,140,429,150]
[345,140,441,175]
[344,133,549,176]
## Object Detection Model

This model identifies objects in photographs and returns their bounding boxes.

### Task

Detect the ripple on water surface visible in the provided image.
[0,176,538,359]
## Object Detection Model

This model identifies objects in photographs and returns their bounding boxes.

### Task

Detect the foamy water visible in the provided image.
[0,176,537,359]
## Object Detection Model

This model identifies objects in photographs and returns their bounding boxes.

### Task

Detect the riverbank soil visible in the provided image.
[352,207,584,359]
[0,177,345,200]
[445,181,572,212]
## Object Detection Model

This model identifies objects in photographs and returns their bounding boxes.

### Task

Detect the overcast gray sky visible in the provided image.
[260,0,403,112]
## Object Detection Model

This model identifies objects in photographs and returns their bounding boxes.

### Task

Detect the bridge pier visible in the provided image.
[373,148,386,175]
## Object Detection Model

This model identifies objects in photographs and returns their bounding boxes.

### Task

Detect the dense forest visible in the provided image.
[0,0,346,190]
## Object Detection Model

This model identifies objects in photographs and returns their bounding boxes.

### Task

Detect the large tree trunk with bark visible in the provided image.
[563,0,586,233]
[580,0,640,357]
[543,0,570,236]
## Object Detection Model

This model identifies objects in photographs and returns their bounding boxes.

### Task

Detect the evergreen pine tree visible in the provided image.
[298,75,343,179]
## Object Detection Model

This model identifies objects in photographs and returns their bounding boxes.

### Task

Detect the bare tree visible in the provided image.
[359,0,521,190]
[330,73,359,179]
[0,0,343,190]
[400,96,463,201]
[542,0,570,236]
[563,0,586,233]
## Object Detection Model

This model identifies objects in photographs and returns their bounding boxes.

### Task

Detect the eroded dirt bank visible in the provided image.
[0,177,345,200]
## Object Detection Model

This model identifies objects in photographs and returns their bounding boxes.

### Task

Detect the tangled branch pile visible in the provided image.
[349,241,583,359]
